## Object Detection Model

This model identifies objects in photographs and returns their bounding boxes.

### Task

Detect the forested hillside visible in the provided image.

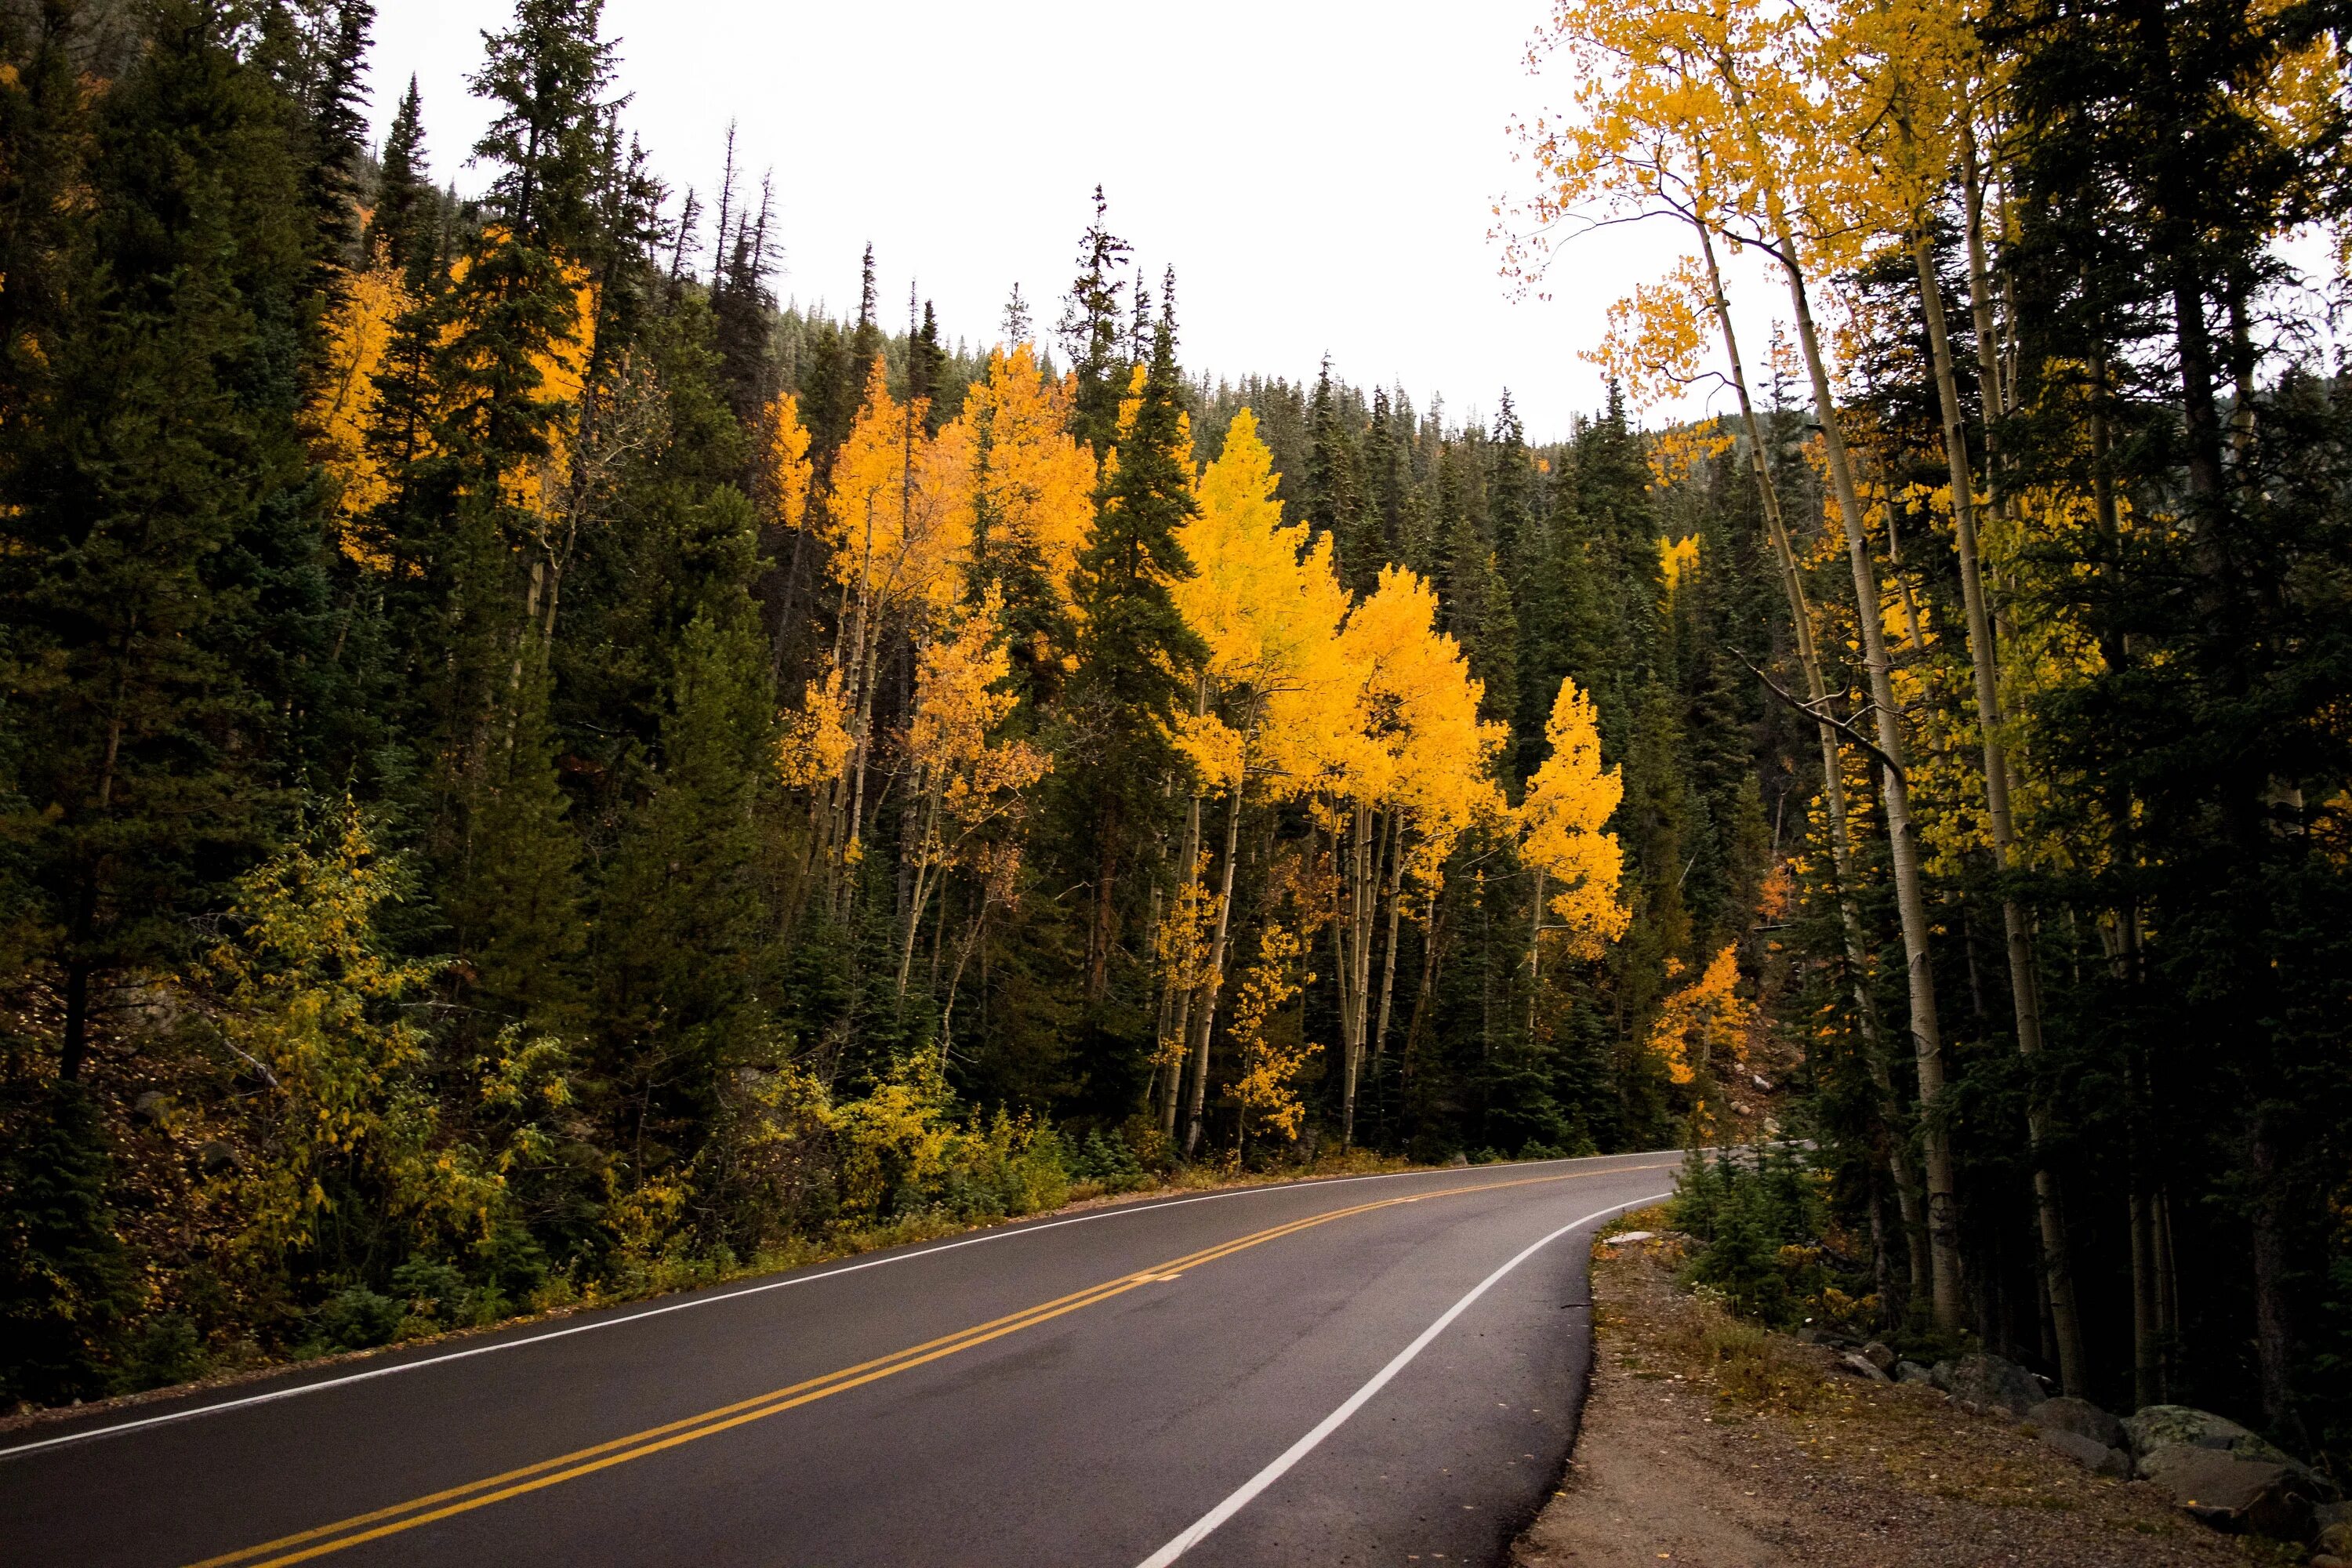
[1,0,2347,1486]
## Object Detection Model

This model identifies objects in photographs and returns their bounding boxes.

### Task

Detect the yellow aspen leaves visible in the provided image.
[1339,565,1510,883]
[1646,943,1752,1086]
[445,232,597,519]
[1224,921,1320,1148]
[776,665,855,788]
[958,344,1095,605]
[909,588,1051,822]
[1658,533,1702,593]
[1519,675,1631,956]
[1587,257,1713,410]
[757,391,813,531]
[1172,408,1356,797]
[311,263,410,568]
[823,358,975,619]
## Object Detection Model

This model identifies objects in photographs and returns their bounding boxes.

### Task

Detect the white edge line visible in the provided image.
[0,1154,1675,1461]
[1131,1187,1675,1568]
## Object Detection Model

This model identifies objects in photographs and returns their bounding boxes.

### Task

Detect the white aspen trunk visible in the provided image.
[1692,213,1932,1301]
[1184,695,1261,1159]
[1371,812,1406,1066]
[1908,212,2086,1392]
[1733,133,1962,1327]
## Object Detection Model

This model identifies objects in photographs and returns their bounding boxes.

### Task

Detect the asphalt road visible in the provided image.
[0,1150,1675,1568]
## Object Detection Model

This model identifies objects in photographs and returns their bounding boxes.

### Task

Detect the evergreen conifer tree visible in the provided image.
[366,76,434,280]
[1057,187,1131,457]
[1066,270,1204,1007]
[1,0,326,1081]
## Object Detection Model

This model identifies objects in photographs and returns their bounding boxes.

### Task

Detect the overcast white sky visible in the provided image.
[367,0,1765,437]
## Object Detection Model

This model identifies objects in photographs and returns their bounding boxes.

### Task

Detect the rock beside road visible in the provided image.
[2027,1396,2126,1450]
[1932,1353,2047,1418]
[2034,1426,2132,1478]
[2136,1443,2318,1540]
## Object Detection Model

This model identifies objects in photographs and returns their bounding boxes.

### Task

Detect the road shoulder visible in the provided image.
[1511,1218,2258,1568]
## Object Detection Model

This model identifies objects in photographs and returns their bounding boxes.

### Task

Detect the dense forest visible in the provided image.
[0,0,2347,1486]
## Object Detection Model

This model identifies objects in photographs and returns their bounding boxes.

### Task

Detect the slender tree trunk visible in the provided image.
[895,782,944,1004]
[1909,225,2085,1391]
[2131,1186,2161,1408]
[1339,803,1380,1146]
[1773,210,1964,1333]
[1526,865,1544,1044]
[1692,214,1930,1299]
[2249,1120,2299,1431]
[1161,678,1210,1135]
[1371,813,1406,1065]
[1403,896,1449,1073]
[1185,710,1258,1158]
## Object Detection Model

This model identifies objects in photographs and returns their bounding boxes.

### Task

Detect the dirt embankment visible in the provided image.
[1514,1228,2271,1568]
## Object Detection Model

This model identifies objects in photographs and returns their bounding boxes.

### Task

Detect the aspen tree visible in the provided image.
[1590,241,1932,1299]
[1834,0,2085,1388]
[1169,409,1352,1156]
[815,360,974,908]
[1330,568,1508,1142]
[1517,0,1964,1328]
[1517,674,1631,961]
[896,589,1050,1013]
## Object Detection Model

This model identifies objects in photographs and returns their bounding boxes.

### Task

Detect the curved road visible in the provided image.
[0,1150,1674,1567]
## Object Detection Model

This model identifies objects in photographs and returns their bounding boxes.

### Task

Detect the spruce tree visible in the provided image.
[1,0,325,1080]
[1065,270,1204,1008]
[1305,357,1369,590]
[366,76,434,280]
[1057,186,1131,457]
[593,612,777,1168]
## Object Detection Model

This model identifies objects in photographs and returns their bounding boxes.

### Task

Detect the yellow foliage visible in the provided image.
[204,804,488,1261]
[1588,258,1714,410]
[777,664,855,789]
[1225,921,1321,1147]
[1650,419,1734,493]
[1658,532,1701,593]
[823,358,975,619]
[1173,408,1359,797]
[825,1053,963,1219]
[1648,942,1753,1086]
[311,263,411,569]
[909,587,1052,825]
[1153,850,1221,1070]
[1519,675,1632,956]
[445,232,597,521]
[757,392,813,531]
[1338,565,1510,882]
[958,344,1095,607]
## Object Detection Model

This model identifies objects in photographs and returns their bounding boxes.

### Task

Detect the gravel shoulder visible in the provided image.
[1511,1220,2272,1568]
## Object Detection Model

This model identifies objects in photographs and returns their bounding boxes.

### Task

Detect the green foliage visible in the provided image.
[1671,1143,1837,1329]
[312,1286,404,1352]
[0,1084,136,1403]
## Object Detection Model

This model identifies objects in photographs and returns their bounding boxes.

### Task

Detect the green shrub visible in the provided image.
[314,1287,404,1350]
[1672,1141,1836,1329]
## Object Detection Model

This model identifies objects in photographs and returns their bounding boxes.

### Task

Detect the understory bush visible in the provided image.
[1670,1142,1863,1330]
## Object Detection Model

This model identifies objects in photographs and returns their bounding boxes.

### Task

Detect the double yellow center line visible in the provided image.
[191,1163,1668,1568]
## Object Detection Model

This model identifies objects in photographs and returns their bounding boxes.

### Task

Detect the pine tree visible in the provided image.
[1065,271,1205,1010]
[367,76,434,280]
[1057,187,1132,457]
[909,298,949,430]
[451,648,585,1036]
[470,0,616,252]
[0,0,327,1081]
[1305,357,1368,590]
[593,612,778,1168]
[710,173,775,428]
